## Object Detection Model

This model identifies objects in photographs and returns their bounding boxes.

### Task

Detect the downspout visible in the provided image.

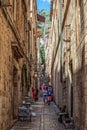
[60,0,63,82]
[26,21,29,64]
[26,20,29,91]
[44,20,46,70]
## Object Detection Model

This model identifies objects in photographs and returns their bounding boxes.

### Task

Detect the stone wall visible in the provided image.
[0,1,28,129]
[0,9,14,129]
[73,1,87,129]
[50,0,87,129]
[0,0,38,129]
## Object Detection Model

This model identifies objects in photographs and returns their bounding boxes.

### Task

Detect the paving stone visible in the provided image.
[10,99,74,130]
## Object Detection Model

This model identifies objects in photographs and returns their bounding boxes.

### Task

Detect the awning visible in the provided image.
[37,14,45,23]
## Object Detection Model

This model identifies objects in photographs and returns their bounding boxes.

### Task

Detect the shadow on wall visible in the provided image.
[52,43,85,129]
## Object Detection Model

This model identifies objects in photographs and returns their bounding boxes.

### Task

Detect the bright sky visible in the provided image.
[37,0,51,11]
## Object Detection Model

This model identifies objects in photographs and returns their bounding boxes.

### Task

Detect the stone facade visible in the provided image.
[49,0,87,129]
[29,0,37,89]
[0,0,37,130]
[45,30,52,81]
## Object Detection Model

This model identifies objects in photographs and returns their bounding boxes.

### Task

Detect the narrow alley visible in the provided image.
[10,99,67,130]
[0,0,87,130]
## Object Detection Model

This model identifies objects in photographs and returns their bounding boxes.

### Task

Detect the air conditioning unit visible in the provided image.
[0,0,10,7]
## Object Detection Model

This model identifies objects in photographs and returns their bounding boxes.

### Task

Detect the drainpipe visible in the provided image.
[26,20,29,91]
[60,0,63,82]
[26,22,29,62]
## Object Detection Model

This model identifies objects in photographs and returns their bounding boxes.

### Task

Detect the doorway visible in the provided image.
[12,66,18,119]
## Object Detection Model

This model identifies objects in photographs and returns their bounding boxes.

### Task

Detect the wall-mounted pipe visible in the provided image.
[60,0,63,82]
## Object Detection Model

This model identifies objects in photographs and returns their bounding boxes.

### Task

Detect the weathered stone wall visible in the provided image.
[0,1,27,130]
[50,0,87,129]
[0,9,15,130]
[0,0,37,129]
[62,0,87,129]
[73,1,87,129]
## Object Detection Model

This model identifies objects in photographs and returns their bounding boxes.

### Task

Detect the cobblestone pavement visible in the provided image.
[10,99,74,130]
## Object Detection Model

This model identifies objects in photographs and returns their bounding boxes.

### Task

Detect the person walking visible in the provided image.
[43,87,47,104]
[47,87,52,105]
[32,87,37,101]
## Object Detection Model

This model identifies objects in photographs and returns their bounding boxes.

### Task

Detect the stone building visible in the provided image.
[29,0,37,89]
[49,0,87,129]
[0,0,37,130]
[45,30,52,82]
